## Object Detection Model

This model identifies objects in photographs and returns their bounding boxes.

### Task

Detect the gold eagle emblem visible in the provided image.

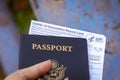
[37,59,69,80]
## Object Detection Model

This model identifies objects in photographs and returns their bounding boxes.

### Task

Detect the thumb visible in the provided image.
[5,60,52,80]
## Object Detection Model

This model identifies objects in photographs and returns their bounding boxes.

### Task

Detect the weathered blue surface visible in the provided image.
[0,0,120,79]
[30,0,120,80]
[0,1,18,75]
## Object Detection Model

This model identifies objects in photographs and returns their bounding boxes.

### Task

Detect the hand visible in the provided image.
[4,60,52,80]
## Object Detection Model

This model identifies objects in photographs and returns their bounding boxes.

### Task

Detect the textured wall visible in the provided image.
[0,1,18,75]
[30,0,120,80]
[0,0,120,80]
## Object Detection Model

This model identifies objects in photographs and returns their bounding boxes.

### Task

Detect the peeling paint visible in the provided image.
[104,23,110,30]
[113,23,120,30]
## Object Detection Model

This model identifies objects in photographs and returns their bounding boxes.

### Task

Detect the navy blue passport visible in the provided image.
[19,34,89,80]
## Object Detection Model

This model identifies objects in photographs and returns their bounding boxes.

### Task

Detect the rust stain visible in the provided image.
[111,35,116,43]
[105,32,119,56]
[44,0,65,16]
[48,1,55,9]
[84,11,89,16]
[105,48,117,56]
[71,15,80,25]
[0,17,11,27]
[45,0,56,9]
[55,0,63,3]
[112,23,120,30]
[95,0,111,13]
[112,46,118,54]
[46,0,65,9]
[96,7,104,13]
[84,11,93,19]
[104,23,109,30]
[77,5,81,10]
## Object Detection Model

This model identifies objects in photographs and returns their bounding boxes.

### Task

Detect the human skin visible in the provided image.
[4,60,52,80]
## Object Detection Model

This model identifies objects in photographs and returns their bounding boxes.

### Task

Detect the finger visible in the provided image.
[5,60,52,80]
[20,60,52,79]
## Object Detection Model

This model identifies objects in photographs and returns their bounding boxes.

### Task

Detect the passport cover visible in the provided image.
[19,34,89,80]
